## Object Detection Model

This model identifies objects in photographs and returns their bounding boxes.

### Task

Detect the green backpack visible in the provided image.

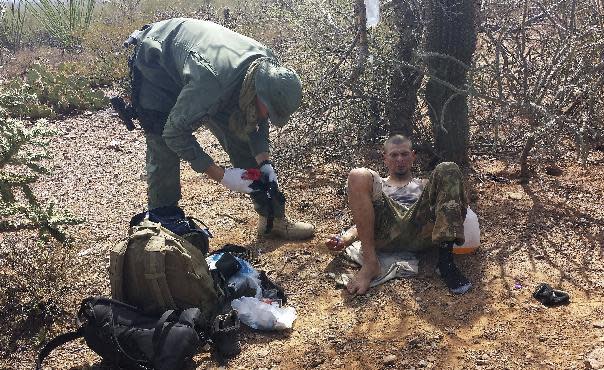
[110,219,219,323]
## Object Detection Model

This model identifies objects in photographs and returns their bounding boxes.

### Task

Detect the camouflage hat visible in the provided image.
[255,59,302,127]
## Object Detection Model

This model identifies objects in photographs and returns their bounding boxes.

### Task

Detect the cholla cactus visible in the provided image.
[0,117,82,241]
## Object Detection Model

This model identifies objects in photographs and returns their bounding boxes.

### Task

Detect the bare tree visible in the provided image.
[387,0,423,137]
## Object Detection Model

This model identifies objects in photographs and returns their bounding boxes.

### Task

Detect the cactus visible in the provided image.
[0,118,82,241]
[0,61,108,119]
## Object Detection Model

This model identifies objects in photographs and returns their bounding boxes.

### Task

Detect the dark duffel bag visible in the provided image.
[36,296,208,370]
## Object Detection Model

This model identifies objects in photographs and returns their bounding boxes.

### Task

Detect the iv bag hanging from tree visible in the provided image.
[365,0,380,27]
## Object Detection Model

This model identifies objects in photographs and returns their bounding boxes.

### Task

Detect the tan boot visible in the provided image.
[257,216,315,240]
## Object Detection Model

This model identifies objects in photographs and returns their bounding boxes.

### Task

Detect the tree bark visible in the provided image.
[387,0,422,137]
[425,0,477,165]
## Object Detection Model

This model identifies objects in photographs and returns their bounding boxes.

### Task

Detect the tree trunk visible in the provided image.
[387,0,422,137]
[425,0,477,165]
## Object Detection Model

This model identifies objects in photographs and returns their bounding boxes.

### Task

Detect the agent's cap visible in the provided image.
[255,59,302,126]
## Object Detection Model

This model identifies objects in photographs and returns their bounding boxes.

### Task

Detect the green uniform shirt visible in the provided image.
[134,18,275,172]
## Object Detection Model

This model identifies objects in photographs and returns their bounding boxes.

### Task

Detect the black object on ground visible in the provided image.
[533,283,570,306]
[211,310,241,363]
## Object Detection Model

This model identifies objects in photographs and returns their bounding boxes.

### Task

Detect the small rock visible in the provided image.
[310,358,325,367]
[108,139,122,150]
[418,360,428,368]
[333,359,342,366]
[382,354,397,364]
[586,347,604,369]
[545,165,563,176]
[593,321,604,329]
[475,353,490,365]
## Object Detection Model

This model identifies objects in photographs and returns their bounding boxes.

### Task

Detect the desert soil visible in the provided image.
[1,108,604,370]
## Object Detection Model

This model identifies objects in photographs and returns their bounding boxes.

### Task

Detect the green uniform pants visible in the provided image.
[142,109,285,217]
[372,162,468,252]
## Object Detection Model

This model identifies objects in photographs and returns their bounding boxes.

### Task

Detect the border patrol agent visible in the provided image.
[117,18,314,240]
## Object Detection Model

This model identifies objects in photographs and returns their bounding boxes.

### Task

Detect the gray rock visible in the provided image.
[382,354,397,365]
[586,348,604,369]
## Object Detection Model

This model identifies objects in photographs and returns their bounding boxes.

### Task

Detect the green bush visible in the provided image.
[0,61,109,119]
[0,1,27,52]
[0,79,54,119]
[26,0,95,49]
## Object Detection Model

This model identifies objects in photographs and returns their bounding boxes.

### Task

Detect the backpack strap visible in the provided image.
[35,328,84,370]
[109,241,128,301]
[187,216,213,237]
[151,309,178,356]
[144,235,177,310]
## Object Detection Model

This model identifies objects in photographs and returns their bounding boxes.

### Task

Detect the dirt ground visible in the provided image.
[1,108,604,370]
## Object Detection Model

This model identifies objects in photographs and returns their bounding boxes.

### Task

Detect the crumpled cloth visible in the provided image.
[330,241,418,288]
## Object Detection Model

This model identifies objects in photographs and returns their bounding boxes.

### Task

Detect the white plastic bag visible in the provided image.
[365,0,380,27]
[231,296,297,331]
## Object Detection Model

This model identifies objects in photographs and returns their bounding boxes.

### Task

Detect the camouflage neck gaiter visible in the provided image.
[228,57,271,141]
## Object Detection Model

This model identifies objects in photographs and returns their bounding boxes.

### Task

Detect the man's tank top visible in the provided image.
[381,178,424,209]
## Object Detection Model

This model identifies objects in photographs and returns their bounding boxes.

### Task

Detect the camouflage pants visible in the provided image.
[366,162,468,252]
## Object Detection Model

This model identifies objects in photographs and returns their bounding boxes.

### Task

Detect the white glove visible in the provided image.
[259,161,278,185]
[221,168,254,194]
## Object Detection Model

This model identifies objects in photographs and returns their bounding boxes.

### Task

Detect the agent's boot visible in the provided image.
[257,216,315,240]
[436,241,472,294]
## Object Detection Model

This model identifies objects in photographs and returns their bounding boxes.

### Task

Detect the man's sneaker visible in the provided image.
[436,262,472,294]
[257,216,315,240]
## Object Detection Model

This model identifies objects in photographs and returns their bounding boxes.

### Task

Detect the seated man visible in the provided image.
[325,135,471,295]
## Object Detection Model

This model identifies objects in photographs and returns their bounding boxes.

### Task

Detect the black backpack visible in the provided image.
[36,296,209,370]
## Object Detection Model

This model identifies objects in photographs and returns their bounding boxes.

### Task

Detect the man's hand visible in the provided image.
[221,168,257,194]
[324,227,357,252]
[325,235,347,252]
[259,160,278,185]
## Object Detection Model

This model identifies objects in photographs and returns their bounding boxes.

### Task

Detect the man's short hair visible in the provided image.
[383,134,413,152]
